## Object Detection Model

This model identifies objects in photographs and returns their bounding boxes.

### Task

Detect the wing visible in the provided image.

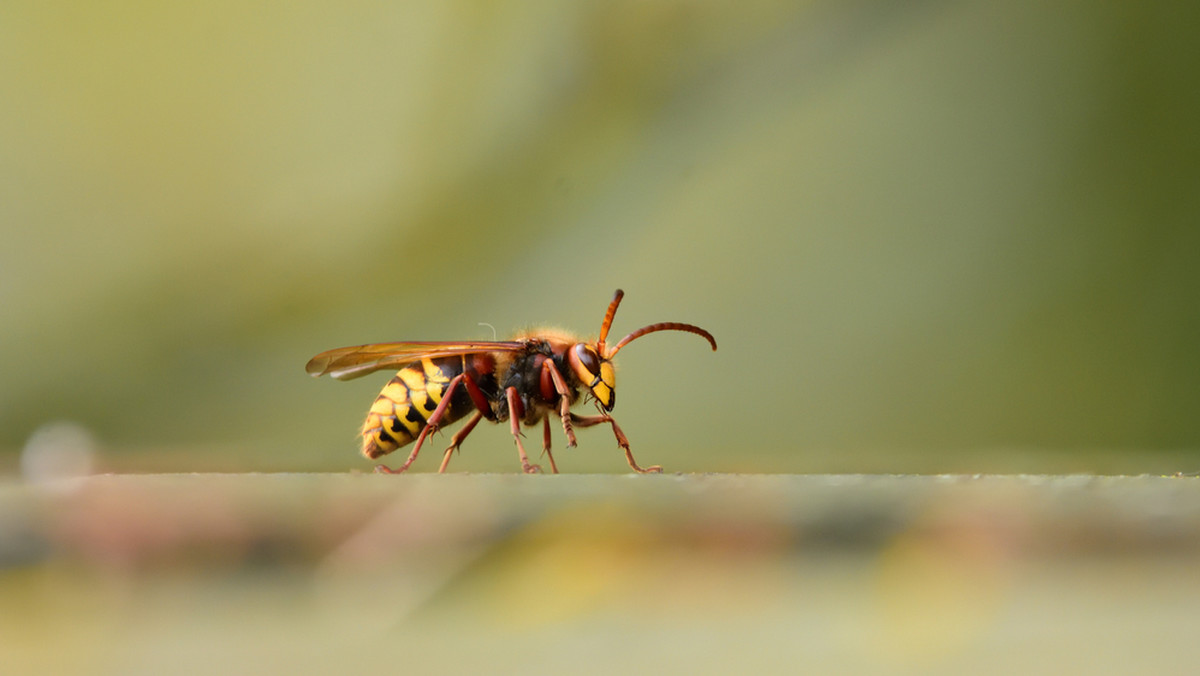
[305,340,527,381]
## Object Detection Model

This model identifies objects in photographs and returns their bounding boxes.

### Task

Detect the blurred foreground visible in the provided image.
[2,473,1198,675]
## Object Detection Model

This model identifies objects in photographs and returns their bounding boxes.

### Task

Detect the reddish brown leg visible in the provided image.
[506,387,540,474]
[541,360,578,447]
[541,417,559,474]
[438,410,484,473]
[570,413,663,473]
[376,373,488,474]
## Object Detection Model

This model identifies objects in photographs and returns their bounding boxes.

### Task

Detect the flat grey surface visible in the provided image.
[2,473,1199,675]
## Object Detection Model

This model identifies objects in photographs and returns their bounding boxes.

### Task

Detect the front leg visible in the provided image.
[569,413,664,474]
[541,359,578,447]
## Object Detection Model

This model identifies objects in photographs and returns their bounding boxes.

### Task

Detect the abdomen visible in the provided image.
[361,355,495,459]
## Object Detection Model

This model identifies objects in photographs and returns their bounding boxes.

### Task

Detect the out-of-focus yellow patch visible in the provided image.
[468,503,644,627]
[870,501,1019,665]
[434,500,789,630]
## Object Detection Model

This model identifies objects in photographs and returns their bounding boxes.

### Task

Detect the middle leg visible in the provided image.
[506,387,541,474]
[541,416,559,474]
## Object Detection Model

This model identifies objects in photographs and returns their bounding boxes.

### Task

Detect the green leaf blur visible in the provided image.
[2,1,1197,473]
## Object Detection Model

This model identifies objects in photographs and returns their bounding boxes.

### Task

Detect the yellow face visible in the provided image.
[568,343,617,411]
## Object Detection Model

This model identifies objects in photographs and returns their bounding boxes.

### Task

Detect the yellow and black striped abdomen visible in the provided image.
[360,355,500,460]
[361,357,458,459]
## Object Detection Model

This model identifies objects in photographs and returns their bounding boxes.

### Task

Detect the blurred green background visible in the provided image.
[2,1,1198,474]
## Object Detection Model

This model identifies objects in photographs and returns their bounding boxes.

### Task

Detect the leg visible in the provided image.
[570,413,663,474]
[438,410,484,473]
[506,387,541,474]
[376,373,489,474]
[541,360,578,447]
[541,416,559,474]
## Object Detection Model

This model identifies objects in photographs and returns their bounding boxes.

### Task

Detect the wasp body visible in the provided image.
[306,290,716,474]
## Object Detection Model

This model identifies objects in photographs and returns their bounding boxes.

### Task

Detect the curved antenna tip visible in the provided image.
[608,322,717,357]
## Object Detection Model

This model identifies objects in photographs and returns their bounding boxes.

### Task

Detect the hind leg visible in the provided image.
[376,372,492,474]
[437,410,485,473]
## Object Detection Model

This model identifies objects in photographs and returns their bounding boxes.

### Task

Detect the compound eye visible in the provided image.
[574,344,600,377]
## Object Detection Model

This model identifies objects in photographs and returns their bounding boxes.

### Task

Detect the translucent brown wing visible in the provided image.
[305,340,527,381]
